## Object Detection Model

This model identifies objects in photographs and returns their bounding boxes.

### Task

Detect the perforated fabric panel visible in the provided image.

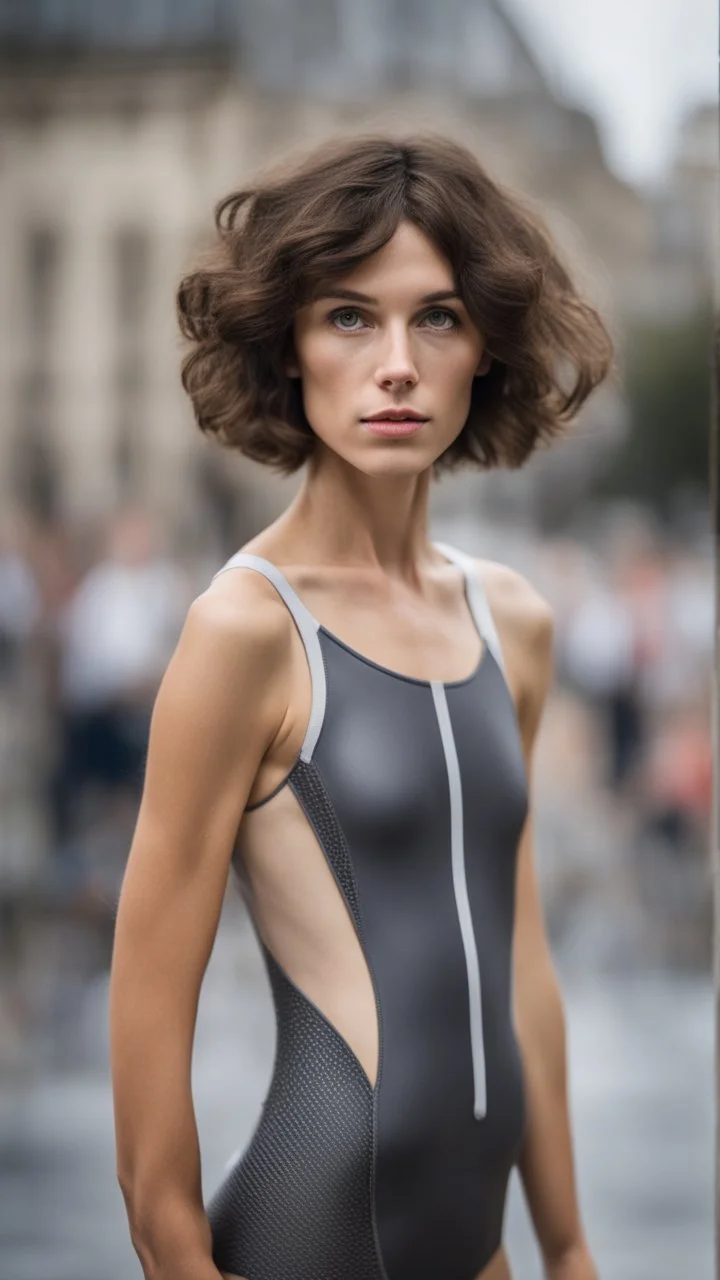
[288,758,364,935]
[206,946,384,1280]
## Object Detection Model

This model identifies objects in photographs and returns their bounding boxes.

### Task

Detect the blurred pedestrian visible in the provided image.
[562,573,644,792]
[51,506,190,852]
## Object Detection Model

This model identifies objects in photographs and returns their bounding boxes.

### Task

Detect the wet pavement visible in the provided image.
[1,898,713,1280]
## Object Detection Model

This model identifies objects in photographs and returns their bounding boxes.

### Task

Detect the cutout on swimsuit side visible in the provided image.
[236,780,380,1089]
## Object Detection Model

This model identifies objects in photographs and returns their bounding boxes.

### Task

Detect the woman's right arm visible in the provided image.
[109,578,291,1280]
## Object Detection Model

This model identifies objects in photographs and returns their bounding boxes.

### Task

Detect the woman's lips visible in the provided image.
[361,418,428,437]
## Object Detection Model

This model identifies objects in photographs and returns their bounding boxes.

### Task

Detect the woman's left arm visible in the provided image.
[497,570,597,1280]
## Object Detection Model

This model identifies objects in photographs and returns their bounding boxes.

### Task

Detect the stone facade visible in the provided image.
[0,5,708,540]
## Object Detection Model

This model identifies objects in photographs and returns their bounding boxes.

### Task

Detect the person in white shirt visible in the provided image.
[51,507,190,845]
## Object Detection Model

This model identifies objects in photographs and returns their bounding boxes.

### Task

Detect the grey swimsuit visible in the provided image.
[205,542,529,1280]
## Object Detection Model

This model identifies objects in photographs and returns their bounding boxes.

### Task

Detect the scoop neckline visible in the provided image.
[225,540,489,688]
[313,542,489,688]
[318,624,489,688]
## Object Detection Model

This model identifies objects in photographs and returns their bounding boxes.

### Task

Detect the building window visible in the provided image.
[14,226,61,517]
[112,226,150,495]
[27,225,60,348]
[114,226,149,332]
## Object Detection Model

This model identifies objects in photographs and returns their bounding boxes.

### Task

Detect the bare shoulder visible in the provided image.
[150,564,296,761]
[117,566,300,912]
[473,557,555,741]
[474,557,554,642]
[187,562,296,678]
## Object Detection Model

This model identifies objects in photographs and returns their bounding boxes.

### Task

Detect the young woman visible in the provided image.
[109,133,613,1280]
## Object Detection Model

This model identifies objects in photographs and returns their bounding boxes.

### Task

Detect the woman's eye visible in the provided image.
[330,308,366,331]
[423,308,459,330]
[328,306,458,331]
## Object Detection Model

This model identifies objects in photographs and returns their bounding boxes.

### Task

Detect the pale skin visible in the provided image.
[110,220,598,1280]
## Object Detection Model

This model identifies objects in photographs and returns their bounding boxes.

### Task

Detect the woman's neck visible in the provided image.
[276,448,436,573]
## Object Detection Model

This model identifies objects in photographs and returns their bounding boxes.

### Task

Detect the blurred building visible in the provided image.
[0,1,709,542]
[661,102,718,306]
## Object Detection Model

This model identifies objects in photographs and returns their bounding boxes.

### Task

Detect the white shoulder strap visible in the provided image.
[433,541,506,680]
[212,552,326,762]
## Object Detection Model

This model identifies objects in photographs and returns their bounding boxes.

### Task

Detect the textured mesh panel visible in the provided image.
[289,758,364,936]
[207,946,384,1280]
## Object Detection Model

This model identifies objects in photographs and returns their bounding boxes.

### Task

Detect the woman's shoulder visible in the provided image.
[145,565,295,777]
[182,562,297,684]
[475,556,553,632]
[474,556,555,717]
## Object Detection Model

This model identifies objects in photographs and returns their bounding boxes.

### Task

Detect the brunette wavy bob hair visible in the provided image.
[177,132,614,475]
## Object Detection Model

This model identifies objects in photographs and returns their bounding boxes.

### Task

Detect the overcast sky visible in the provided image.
[505,0,717,189]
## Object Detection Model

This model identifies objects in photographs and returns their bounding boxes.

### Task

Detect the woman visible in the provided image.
[109,133,613,1280]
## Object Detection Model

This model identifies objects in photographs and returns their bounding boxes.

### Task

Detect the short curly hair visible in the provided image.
[177,132,614,475]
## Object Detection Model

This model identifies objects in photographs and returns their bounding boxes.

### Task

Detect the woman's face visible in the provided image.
[288,220,490,477]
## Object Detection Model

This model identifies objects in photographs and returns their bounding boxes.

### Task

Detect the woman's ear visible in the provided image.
[475,349,492,376]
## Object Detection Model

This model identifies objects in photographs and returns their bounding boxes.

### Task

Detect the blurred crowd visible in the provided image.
[0,505,202,1068]
[533,521,712,970]
[0,506,193,892]
[546,525,711,847]
[0,499,712,1069]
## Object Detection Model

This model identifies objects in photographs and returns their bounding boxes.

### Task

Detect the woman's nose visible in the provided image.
[375,325,419,389]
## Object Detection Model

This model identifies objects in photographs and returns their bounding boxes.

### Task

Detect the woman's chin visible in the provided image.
[313,429,454,479]
[350,447,438,479]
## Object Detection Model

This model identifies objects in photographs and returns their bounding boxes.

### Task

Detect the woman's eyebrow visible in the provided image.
[314,287,462,305]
